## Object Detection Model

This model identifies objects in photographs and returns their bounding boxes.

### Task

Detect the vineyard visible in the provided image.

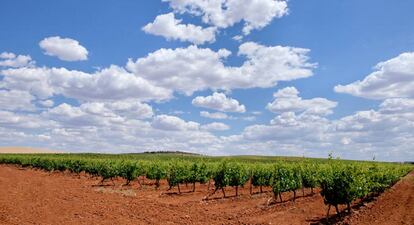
[0,153,412,219]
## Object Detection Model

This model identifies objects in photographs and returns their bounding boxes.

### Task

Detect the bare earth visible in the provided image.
[342,170,414,225]
[0,165,412,225]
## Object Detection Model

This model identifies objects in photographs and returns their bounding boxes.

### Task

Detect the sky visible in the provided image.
[1,0,414,161]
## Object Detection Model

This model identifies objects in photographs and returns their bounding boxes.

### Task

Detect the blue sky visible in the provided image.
[1,0,414,161]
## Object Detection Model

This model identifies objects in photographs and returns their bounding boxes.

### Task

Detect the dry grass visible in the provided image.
[0,146,63,154]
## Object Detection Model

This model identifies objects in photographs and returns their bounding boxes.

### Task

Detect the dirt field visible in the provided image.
[341,170,414,225]
[0,165,412,225]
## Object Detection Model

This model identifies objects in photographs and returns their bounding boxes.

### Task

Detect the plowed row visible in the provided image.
[0,165,412,225]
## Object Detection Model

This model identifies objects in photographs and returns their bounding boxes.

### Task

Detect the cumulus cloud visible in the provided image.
[3,29,414,161]
[237,42,315,84]
[192,92,245,112]
[232,35,243,42]
[105,100,154,119]
[379,98,414,114]
[334,52,414,99]
[45,100,153,127]
[39,100,54,108]
[142,13,217,45]
[242,113,331,143]
[0,90,35,111]
[267,87,337,116]
[0,65,172,101]
[329,53,414,159]
[0,52,15,59]
[0,110,54,130]
[332,108,414,161]
[0,52,35,68]
[200,111,228,119]
[1,91,413,160]
[164,0,288,35]
[126,42,315,95]
[201,122,230,131]
[3,42,313,104]
[151,114,199,131]
[0,103,223,155]
[231,98,414,161]
[0,42,313,104]
[45,103,101,127]
[39,36,88,61]
[127,45,232,95]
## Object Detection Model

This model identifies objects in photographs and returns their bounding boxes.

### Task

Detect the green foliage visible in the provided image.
[96,160,119,182]
[0,153,411,203]
[212,161,228,190]
[67,159,86,174]
[144,161,167,187]
[271,164,302,199]
[250,164,273,188]
[300,163,319,189]
[227,162,249,187]
[210,161,249,196]
[317,163,407,212]
[166,161,189,190]
[188,162,209,184]
[118,160,140,185]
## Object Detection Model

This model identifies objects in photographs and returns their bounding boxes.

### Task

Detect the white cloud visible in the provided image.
[127,45,231,95]
[379,98,414,114]
[39,100,54,108]
[232,35,243,42]
[267,87,337,115]
[242,113,331,143]
[46,103,117,128]
[0,42,312,109]
[1,105,223,154]
[142,13,217,45]
[0,90,35,111]
[201,122,230,131]
[237,42,315,85]
[0,67,54,99]
[46,103,95,126]
[44,100,153,128]
[0,52,15,59]
[334,52,414,99]
[333,52,414,160]
[0,52,35,68]
[0,65,172,101]
[0,110,54,129]
[192,92,245,112]
[164,0,288,35]
[200,111,228,119]
[45,101,151,128]
[3,34,414,161]
[39,36,88,61]
[230,94,414,161]
[2,41,313,109]
[105,100,153,119]
[151,114,199,131]
[331,108,414,162]
[126,42,315,95]
[1,93,413,160]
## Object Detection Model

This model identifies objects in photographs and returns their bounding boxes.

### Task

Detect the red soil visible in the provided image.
[340,170,414,225]
[0,165,412,225]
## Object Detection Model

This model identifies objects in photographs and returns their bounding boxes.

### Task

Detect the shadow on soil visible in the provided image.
[307,194,379,224]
